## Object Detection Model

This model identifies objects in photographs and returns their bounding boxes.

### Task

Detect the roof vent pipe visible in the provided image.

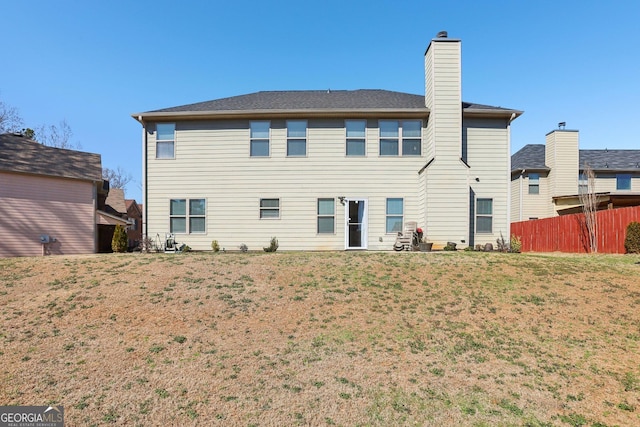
[436,31,448,38]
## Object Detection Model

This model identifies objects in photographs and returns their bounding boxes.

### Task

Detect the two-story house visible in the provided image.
[133,32,522,251]
[511,127,640,221]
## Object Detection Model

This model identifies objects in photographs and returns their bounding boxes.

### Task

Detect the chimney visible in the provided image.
[424,30,462,159]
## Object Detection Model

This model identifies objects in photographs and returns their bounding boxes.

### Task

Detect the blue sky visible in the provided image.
[2,0,639,202]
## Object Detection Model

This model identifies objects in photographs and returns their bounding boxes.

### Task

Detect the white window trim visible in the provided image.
[286,120,307,157]
[259,198,280,219]
[385,197,404,234]
[476,198,493,234]
[250,121,271,157]
[169,198,206,234]
[345,119,367,157]
[317,198,335,234]
[156,123,175,159]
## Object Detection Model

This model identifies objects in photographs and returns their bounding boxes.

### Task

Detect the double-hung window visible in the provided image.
[260,198,280,219]
[379,120,422,156]
[380,121,399,156]
[346,120,366,156]
[250,121,270,157]
[402,120,422,155]
[287,120,307,156]
[317,198,335,233]
[579,172,589,194]
[386,198,404,233]
[170,198,206,234]
[528,173,540,194]
[156,123,175,159]
[617,174,631,190]
[476,198,493,233]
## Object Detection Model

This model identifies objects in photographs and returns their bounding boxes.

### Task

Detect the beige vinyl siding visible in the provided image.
[145,119,425,251]
[465,119,510,246]
[520,173,550,220]
[422,38,469,249]
[591,173,640,193]
[0,172,96,257]
[545,131,578,216]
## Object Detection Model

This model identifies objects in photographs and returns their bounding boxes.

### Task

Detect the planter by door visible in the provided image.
[419,242,433,252]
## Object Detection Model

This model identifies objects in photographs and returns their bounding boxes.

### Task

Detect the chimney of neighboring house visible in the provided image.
[545,125,579,215]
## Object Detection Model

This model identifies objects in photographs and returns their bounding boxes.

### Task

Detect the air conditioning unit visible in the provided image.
[40,235,50,244]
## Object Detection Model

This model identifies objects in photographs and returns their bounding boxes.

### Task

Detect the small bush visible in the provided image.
[510,235,522,253]
[239,243,248,253]
[111,225,128,253]
[496,232,508,252]
[263,237,279,253]
[444,242,457,251]
[624,221,640,254]
[211,240,220,252]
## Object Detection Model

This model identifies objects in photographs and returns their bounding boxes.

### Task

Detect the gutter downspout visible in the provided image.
[139,116,148,241]
[506,113,516,238]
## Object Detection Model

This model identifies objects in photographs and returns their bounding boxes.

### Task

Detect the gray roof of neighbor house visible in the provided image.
[133,90,522,120]
[511,144,640,173]
[511,144,549,171]
[0,133,102,181]
[105,188,127,216]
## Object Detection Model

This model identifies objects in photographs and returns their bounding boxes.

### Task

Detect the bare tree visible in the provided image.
[35,119,78,149]
[0,98,24,133]
[103,166,133,191]
[579,163,598,253]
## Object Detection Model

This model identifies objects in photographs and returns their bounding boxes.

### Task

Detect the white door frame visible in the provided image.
[344,198,368,250]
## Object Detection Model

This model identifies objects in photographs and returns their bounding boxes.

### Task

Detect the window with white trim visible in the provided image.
[250,121,270,157]
[380,121,399,156]
[476,198,493,233]
[346,120,366,156]
[156,123,175,159]
[287,120,307,156]
[317,198,335,233]
[379,120,421,156]
[170,198,206,234]
[528,173,539,194]
[260,198,280,219]
[386,198,403,233]
[402,120,421,155]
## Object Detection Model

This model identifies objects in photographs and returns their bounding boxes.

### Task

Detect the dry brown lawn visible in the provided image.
[1,251,639,426]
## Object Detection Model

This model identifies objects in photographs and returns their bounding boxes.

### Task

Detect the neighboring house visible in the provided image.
[99,188,132,252]
[511,128,640,221]
[125,199,143,249]
[0,133,128,257]
[133,32,522,251]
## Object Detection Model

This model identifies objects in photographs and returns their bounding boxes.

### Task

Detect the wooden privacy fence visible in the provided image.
[511,206,640,253]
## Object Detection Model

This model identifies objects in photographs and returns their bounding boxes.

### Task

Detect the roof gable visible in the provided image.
[0,133,102,181]
[512,144,640,172]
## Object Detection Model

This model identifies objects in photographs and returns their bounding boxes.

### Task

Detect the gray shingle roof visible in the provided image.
[149,90,427,112]
[511,144,548,171]
[0,133,102,181]
[511,144,640,172]
[137,90,521,117]
[579,150,640,170]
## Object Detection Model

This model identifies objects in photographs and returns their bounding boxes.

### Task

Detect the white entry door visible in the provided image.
[345,199,367,250]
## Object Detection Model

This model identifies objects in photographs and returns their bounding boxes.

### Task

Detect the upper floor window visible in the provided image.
[346,120,366,156]
[317,198,335,233]
[528,173,539,194]
[579,172,589,194]
[170,198,206,234]
[250,121,270,157]
[156,123,175,159]
[617,174,631,190]
[380,121,399,156]
[379,120,422,156]
[287,120,307,156]
[260,198,280,219]
[476,198,493,233]
[386,198,404,233]
[402,120,422,156]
